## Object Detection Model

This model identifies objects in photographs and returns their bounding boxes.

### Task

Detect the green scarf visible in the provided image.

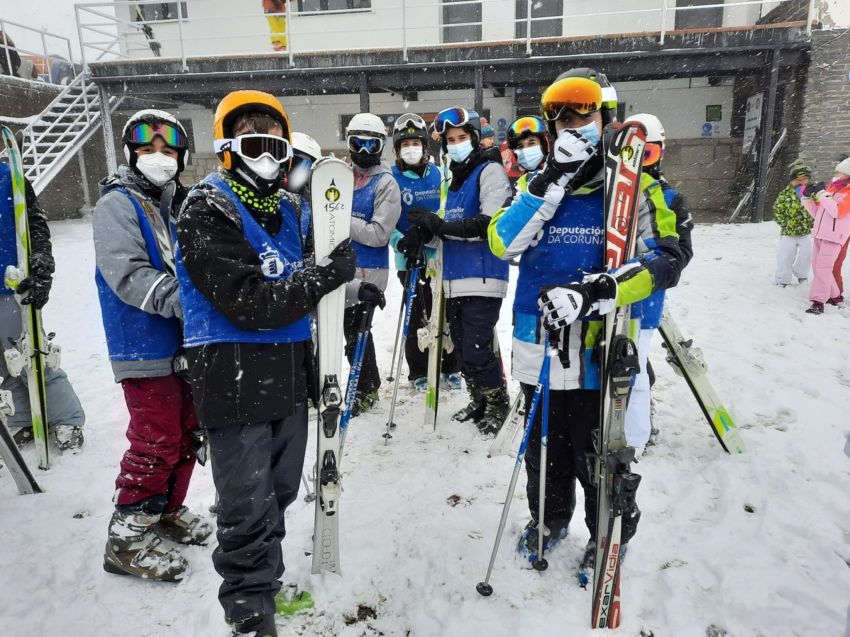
[224,178,281,215]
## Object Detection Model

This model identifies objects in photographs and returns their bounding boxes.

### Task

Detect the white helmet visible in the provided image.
[628,113,666,147]
[291,132,322,161]
[121,109,190,170]
[345,113,387,138]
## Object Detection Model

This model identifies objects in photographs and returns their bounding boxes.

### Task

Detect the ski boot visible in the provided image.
[230,614,277,637]
[517,518,569,563]
[156,505,214,545]
[441,372,462,391]
[13,427,33,447]
[827,295,845,307]
[452,380,484,423]
[476,386,510,436]
[275,585,314,616]
[352,389,379,417]
[805,301,824,315]
[54,425,84,451]
[411,377,428,393]
[577,539,595,588]
[103,509,188,582]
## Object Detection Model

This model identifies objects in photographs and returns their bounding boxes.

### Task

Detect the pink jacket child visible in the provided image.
[800,162,850,313]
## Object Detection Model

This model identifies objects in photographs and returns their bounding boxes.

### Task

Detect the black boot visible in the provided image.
[231,614,277,637]
[477,386,510,435]
[452,378,485,423]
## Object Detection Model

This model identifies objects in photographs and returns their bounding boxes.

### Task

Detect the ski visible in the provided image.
[591,122,646,629]
[487,392,524,458]
[423,241,444,430]
[1,126,49,470]
[658,309,745,454]
[310,156,352,576]
[0,382,42,494]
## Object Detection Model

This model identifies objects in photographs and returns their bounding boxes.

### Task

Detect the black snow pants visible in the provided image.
[396,270,459,381]
[207,403,308,623]
[343,303,380,393]
[445,296,505,390]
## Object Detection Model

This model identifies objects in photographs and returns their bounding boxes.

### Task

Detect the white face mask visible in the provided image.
[242,154,281,181]
[399,145,423,166]
[285,164,310,193]
[136,152,178,186]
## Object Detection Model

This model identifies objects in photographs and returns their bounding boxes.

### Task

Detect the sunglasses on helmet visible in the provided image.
[347,134,384,155]
[540,77,603,122]
[214,134,293,163]
[129,122,188,149]
[433,107,472,135]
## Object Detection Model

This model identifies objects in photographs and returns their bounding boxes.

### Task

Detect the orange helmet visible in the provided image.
[213,90,291,170]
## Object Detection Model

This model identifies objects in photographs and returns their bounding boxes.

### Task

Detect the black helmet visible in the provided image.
[506,115,550,155]
[392,113,430,152]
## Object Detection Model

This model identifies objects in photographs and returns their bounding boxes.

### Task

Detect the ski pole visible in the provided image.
[385,289,406,383]
[384,265,420,442]
[301,471,316,502]
[476,352,550,597]
[340,302,377,455]
[533,348,552,572]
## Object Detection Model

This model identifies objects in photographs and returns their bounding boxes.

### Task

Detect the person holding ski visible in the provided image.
[175,90,355,637]
[1,156,86,451]
[344,112,401,415]
[623,113,695,453]
[94,109,210,582]
[800,156,850,314]
[772,164,813,287]
[390,112,461,392]
[488,69,683,566]
[407,106,512,434]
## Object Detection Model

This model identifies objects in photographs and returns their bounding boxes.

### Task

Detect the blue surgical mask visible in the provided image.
[516,146,545,171]
[568,122,601,146]
[446,140,474,163]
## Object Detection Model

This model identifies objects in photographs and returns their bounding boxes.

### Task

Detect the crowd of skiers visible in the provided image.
[772,158,850,314]
[1,68,703,636]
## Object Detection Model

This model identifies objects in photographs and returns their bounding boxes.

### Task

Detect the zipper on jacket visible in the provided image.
[234,343,242,418]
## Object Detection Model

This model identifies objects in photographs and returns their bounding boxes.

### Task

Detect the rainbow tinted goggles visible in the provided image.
[128,122,188,149]
[433,107,472,135]
[214,134,293,163]
[643,142,663,167]
[541,77,603,122]
[507,116,546,144]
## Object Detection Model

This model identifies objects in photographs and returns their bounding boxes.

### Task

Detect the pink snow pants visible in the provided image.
[115,374,199,510]
[809,238,842,303]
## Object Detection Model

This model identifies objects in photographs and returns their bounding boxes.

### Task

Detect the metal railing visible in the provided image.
[74,0,817,71]
[0,19,76,82]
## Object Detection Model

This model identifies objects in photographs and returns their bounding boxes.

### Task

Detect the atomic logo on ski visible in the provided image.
[325,181,341,202]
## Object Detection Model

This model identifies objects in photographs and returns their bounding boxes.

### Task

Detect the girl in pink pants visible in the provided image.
[800,157,850,314]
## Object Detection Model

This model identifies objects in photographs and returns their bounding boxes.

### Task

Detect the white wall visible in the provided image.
[822,0,850,27]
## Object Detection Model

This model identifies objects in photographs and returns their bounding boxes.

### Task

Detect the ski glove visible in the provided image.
[408,208,444,236]
[15,252,54,310]
[528,130,597,199]
[800,181,826,200]
[538,273,617,330]
[397,226,432,264]
[317,240,357,288]
[358,281,386,310]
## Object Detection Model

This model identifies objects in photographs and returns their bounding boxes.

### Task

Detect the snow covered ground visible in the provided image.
[1,218,848,637]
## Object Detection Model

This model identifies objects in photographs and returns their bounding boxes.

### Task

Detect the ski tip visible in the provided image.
[476,582,493,597]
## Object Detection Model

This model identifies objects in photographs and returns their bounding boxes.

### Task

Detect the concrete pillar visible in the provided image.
[753,50,779,223]
[98,85,118,174]
[474,67,484,115]
[359,73,370,113]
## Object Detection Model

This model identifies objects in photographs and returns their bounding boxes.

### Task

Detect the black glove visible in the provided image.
[397,226,431,259]
[358,281,386,310]
[317,240,356,287]
[801,182,825,198]
[17,252,54,309]
[408,208,444,237]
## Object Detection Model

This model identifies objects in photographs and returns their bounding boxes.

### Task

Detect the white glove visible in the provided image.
[527,130,596,201]
[538,273,618,330]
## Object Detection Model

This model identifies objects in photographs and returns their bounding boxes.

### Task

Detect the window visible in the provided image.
[515,0,563,39]
[134,2,188,21]
[296,0,371,11]
[674,0,723,30]
[443,0,482,44]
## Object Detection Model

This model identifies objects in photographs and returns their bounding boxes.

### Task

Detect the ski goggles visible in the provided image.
[433,107,472,135]
[347,134,384,154]
[643,142,663,167]
[214,134,293,163]
[128,121,188,149]
[393,113,427,133]
[541,77,603,122]
[507,116,546,144]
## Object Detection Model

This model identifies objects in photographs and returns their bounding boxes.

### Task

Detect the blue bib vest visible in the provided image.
[299,194,312,246]
[632,186,678,330]
[95,188,183,362]
[176,175,311,347]
[442,161,509,283]
[392,165,441,234]
[351,173,389,269]
[0,164,16,296]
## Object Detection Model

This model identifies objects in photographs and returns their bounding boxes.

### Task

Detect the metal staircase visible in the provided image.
[19,73,123,195]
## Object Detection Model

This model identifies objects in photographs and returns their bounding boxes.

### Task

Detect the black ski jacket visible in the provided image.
[176,169,348,428]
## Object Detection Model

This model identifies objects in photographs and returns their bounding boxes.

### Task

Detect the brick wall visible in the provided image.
[796,29,850,179]
[181,153,219,186]
[663,139,742,221]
